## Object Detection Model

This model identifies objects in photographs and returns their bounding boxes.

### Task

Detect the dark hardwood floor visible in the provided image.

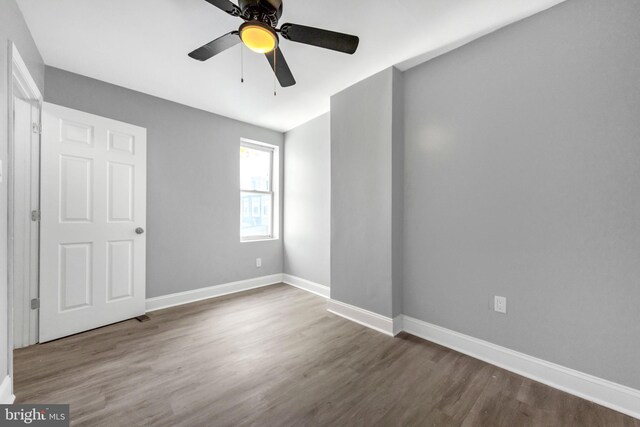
[14,284,640,426]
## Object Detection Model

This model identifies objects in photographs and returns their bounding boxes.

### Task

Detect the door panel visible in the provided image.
[108,131,135,154]
[59,155,93,222]
[108,162,134,222]
[40,103,147,342]
[59,243,93,311]
[60,120,93,146]
[107,240,134,301]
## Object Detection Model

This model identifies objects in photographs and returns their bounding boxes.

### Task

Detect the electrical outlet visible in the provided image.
[494,296,507,314]
[256,258,262,268]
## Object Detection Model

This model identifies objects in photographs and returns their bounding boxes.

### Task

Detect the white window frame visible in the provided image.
[240,139,279,242]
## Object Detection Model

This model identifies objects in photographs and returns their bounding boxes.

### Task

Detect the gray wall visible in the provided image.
[403,0,640,389]
[331,68,403,317]
[391,70,404,317]
[0,0,44,383]
[45,67,284,299]
[283,113,330,286]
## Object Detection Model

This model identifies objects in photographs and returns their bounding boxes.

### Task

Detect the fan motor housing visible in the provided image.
[238,0,282,27]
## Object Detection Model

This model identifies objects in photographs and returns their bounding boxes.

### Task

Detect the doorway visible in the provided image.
[6,42,43,400]
[11,95,40,349]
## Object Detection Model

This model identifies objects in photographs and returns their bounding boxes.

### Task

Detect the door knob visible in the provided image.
[135,227,145,235]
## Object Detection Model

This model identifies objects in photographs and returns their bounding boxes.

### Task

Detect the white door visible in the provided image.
[40,103,147,342]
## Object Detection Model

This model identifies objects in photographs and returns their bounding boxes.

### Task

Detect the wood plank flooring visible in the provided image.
[14,284,640,426]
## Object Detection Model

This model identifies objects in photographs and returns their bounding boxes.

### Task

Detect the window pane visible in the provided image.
[240,192,272,238]
[240,145,271,191]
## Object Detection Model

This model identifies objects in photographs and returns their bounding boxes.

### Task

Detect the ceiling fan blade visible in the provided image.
[265,47,296,87]
[203,0,242,17]
[280,23,359,54]
[188,31,240,61]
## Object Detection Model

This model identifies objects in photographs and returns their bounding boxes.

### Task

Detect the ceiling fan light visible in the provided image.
[240,22,278,54]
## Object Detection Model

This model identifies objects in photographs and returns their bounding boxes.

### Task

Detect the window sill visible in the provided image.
[241,237,280,243]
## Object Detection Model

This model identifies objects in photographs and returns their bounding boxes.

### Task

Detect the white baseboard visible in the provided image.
[0,376,15,404]
[393,314,404,336]
[402,315,640,420]
[282,274,330,299]
[327,299,401,337]
[146,274,283,312]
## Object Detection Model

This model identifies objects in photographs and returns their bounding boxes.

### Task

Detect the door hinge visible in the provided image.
[31,298,40,310]
[32,122,41,134]
[31,210,41,222]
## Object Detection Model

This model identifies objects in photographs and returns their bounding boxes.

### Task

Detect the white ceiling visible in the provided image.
[17,0,564,132]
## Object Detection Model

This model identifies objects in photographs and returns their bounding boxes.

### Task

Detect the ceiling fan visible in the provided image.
[188,0,360,88]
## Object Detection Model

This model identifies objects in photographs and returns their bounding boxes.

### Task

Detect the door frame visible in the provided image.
[6,41,42,393]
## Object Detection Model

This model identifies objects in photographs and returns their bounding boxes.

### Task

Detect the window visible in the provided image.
[240,141,277,241]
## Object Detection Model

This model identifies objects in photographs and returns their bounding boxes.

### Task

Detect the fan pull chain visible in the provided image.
[273,49,277,96]
[240,44,244,83]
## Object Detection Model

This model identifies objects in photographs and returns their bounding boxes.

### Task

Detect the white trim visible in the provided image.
[145,274,283,312]
[282,274,330,299]
[402,315,640,420]
[145,274,330,313]
[6,41,43,395]
[10,95,40,350]
[326,299,400,337]
[0,376,15,404]
[11,45,42,101]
